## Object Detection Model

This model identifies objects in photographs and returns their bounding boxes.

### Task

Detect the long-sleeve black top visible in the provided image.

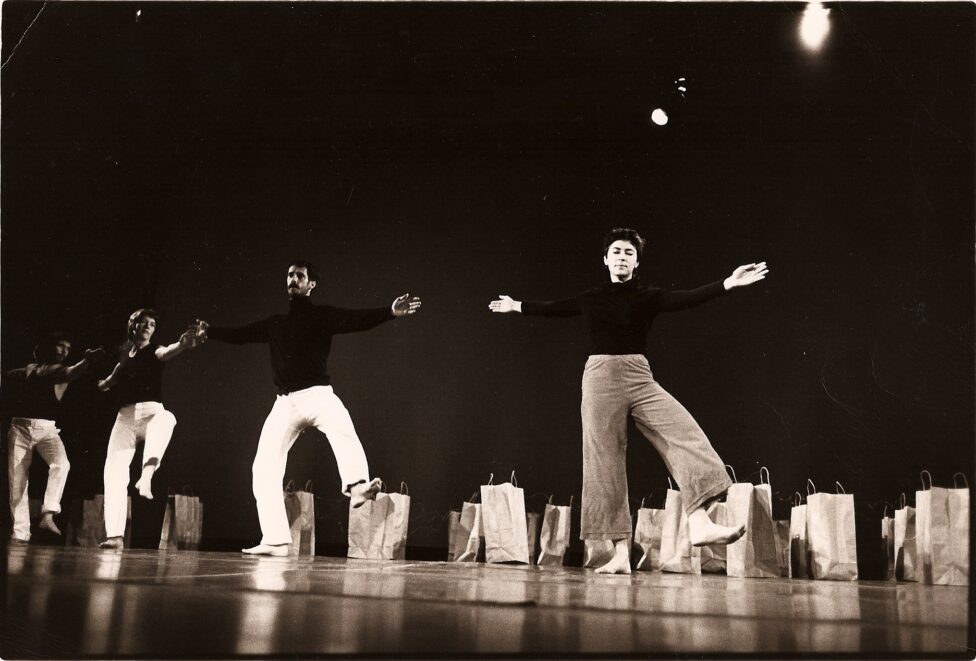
[207,296,394,394]
[521,277,729,356]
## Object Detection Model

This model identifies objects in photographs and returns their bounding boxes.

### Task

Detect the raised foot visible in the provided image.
[349,478,383,509]
[689,522,746,547]
[594,554,632,575]
[100,536,124,550]
[39,514,62,535]
[242,543,289,557]
[134,476,154,500]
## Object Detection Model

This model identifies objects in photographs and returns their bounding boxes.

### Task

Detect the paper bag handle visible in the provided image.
[760,466,770,485]
[511,471,518,488]
[792,491,802,507]
[569,495,574,509]
[487,473,494,486]
[468,490,480,503]
[899,492,906,509]
[919,470,932,490]
[725,464,737,483]
[547,494,554,505]
[284,480,296,494]
[834,481,846,494]
[400,481,409,495]
[806,479,816,496]
[303,480,314,493]
[882,503,891,518]
[953,472,969,488]
[182,485,195,497]
[640,496,647,509]
[667,477,675,491]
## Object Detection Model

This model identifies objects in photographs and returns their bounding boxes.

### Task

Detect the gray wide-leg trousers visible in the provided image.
[580,354,732,540]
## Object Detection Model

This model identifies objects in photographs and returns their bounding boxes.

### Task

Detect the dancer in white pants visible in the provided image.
[5,333,102,542]
[97,309,203,549]
[194,259,421,556]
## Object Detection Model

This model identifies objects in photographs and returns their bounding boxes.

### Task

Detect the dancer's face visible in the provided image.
[51,340,71,364]
[133,316,156,343]
[604,240,639,282]
[286,265,316,298]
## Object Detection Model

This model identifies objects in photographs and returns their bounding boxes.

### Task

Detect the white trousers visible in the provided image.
[103,402,176,537]
[7,419,70,541]
[254,385,369,545]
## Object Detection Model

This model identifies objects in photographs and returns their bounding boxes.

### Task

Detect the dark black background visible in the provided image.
[2,2,972,551]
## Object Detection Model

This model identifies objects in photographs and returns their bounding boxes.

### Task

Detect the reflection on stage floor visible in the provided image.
[2,545,970,657]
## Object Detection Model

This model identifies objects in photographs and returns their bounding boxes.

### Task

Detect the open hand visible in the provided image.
[392,294,422,317]
[724,262,769,289]
[488,295,520,313]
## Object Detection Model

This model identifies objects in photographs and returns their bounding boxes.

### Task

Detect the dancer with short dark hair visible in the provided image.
[97,309,203,549]
[489,228,768,574]
[5,333,103,542]
[194,261,421,557]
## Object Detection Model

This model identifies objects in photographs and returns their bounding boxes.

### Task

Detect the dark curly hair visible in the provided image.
[602,228,645,258]
[288,260,320,286]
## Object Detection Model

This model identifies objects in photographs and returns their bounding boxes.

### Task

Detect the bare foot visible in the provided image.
[100,536,124,550]
[594,539,632,575]
[688,508,746,547]
[39,513,62,535]
[134,475,154,500]
[242,543,289,557]
[349,478,382,509]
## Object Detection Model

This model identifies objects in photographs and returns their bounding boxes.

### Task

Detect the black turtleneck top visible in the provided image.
[521,278,729,356]
[207,296,394,394]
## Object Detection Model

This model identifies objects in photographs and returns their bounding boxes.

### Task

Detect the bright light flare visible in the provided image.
[800,2,830,51]
[650,108,669,126]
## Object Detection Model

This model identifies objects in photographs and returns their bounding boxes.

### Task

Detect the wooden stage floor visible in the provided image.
[2,544,971,658]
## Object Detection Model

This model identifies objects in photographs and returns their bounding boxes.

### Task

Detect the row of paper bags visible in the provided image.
[63,491,203,550]
[883,471,968,586]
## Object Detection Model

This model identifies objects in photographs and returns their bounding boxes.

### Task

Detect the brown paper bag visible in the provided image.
[725,466,779,578]
[79,495,132,547]
[383,483,411,560]
[633,496,665,572]
[348,482,410,560]
[881,504,895,581]
[916,471,969,586]
[453,492,484,562]
[159,490,203,551]
[446,510,461,561]
[284,480,316,556]
[480,472,529,564]
[525,511,541,566]
[537,495,572,566]
[894,492,917,582]
[659,486,701,575]
[790,489,809,579]
[807,481,858,580]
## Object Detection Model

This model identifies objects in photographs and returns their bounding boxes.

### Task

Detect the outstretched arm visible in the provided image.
[155,328,206,363]
[658,262,769,312]
[490,295,581,317]
[33,348,105,382]
[323,293,421,335]
[194,318,269,344]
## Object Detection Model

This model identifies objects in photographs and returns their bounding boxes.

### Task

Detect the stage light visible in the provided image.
[800,2,830,51]
[650,108,669,126]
